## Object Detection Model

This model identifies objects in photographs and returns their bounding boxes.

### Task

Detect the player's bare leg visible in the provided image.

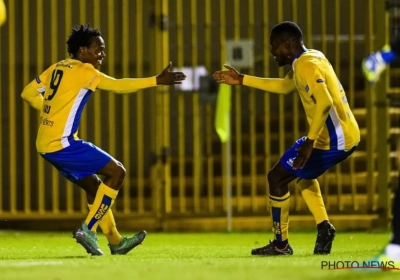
[75,174,101,204]
[72,159,125,256]
[252,163,296,256]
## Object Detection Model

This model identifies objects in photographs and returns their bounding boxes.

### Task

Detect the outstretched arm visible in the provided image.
[243,71,295,94]
[97,75,157,93]
[213,64,295,94]
[97,62,186,93]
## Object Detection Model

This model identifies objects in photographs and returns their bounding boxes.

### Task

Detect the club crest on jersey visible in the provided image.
[305,85,310,92]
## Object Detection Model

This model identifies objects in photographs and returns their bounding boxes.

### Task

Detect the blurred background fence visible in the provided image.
[0,0,398,231]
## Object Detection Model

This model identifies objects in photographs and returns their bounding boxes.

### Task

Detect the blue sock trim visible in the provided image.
[87,195,112,230]
[272,207,282,242]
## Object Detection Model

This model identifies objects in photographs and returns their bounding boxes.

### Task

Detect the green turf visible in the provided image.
[0,231,398,280]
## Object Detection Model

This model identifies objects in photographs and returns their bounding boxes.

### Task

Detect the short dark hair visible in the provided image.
[66,24,101,56]
[270,21,303,40]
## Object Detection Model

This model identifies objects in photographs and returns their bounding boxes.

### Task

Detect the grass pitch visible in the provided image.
[0,231,398,280]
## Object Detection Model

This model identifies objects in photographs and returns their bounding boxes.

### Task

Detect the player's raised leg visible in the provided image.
[251,162,296,256]
[73,159,124,255]
[296,179,336,254]
[47,144,122,233]
[41,140,122,256]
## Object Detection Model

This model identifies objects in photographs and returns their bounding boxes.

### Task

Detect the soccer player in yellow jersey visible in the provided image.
[214,21,360,256]
[21,24,186,256]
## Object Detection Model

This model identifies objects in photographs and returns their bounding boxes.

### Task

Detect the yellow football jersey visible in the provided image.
[30,58,156,153]
[292,49,360,150]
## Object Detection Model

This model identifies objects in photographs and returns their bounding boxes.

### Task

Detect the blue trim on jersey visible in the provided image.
[71,90,92,134]
[294,48,308,59]
[67,135,75,147]
[272,206,282,241]
[35,77,41,84]
[325,115,338,150]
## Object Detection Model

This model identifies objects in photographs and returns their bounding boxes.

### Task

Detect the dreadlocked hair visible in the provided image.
[66,24,101,56]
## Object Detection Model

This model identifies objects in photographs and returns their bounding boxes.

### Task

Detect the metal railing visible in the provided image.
[0,0,390,229]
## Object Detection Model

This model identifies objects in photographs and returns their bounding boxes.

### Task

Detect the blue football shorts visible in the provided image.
[40,140,113,183]
[280,136,357,180]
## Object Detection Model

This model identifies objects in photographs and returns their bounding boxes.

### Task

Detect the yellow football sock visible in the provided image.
[88,204,123,245]
[269,192,290,242]
[85,183,118,231]
[297,179,328,225]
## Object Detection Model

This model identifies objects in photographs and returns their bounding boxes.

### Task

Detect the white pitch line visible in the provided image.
[0,260,64,267]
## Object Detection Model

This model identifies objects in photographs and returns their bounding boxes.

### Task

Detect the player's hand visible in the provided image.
[213,64,244,85]
[156,62,186,85]
[293,138,314,170]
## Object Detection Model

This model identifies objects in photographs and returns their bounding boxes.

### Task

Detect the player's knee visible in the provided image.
[267,169,278,187]
[267,169,288,197]
[267,170,278,195]
[87,186,98,198]
[114,162,126,187]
